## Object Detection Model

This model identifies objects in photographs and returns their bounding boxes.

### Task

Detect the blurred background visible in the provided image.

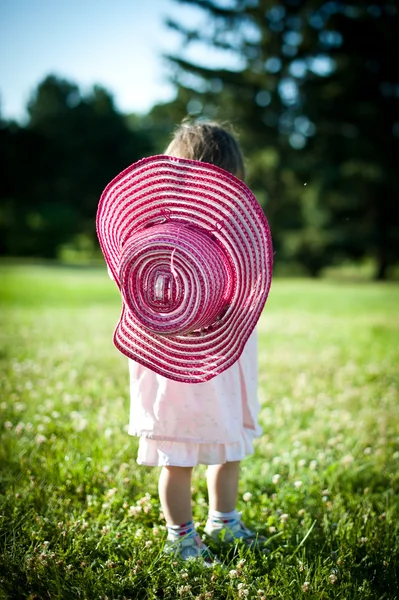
[1,0,398,279]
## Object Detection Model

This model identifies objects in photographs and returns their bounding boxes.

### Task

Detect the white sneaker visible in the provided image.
[205,518,268,550]
[164,533,220,565]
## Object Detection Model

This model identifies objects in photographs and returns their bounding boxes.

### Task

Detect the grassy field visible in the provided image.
[0,264,398,600]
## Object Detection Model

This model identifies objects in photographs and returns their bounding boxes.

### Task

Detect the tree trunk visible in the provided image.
[375,255,388,281]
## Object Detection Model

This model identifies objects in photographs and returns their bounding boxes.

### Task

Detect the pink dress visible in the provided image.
[128,330,262,466]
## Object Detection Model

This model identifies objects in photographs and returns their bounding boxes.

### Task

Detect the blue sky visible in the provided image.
[0,0,238,122]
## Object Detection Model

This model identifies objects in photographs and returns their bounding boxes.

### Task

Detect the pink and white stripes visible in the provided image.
[96,155,273,383]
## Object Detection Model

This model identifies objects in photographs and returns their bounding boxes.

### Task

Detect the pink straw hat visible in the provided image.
[96,155,273,383]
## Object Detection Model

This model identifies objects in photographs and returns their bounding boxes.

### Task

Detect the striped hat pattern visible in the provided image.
[96,155,273,383]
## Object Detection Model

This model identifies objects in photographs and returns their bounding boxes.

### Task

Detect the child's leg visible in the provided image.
[206,461,240,512]
[205,461,268,547]
[158,466,193,524]
[159,465,218,563]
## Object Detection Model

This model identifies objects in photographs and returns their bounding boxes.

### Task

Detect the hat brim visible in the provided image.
[96,155,273,383]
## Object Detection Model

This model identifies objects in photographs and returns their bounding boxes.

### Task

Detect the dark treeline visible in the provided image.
[1,0,398,278]
[0,78,156,260]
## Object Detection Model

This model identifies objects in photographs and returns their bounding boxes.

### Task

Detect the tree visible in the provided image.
[1,75,155,258]
[165,0,399,278]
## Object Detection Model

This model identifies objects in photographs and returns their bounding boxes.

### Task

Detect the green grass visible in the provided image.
[0,264,398,600]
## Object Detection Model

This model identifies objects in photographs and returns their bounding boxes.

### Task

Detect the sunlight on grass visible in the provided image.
[0,265,398,599]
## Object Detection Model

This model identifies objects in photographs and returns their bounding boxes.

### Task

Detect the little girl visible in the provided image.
[100,121,271,563]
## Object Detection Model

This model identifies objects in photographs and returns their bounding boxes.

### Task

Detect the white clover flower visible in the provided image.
[294,480,303,489]
[135,529,143,538]
[229,569,238,578]
[128,505,142,516]
[145,540,153,548]
[242,492,252,502]
[329,573,338,584]
[272,474,280,484]
[302,581,310,592]
[280,513,289,523]
[138,492,152,505]
[341,454,354,466]
[70,411,88,432]
[15,423,25,435]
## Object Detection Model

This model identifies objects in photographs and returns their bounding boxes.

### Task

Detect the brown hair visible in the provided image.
[165,120,245,180]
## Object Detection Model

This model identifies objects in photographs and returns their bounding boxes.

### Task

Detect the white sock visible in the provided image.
[207,509,240,525]
[167,520,196,540]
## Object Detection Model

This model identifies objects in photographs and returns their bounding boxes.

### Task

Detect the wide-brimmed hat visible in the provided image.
[96,155,273,383]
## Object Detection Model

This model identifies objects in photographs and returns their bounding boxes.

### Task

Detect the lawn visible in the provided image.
[0,264,398,600]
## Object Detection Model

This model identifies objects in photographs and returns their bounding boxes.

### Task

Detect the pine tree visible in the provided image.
[165,0,399,278]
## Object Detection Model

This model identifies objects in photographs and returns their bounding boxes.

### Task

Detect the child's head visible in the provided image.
[165,120,245,180]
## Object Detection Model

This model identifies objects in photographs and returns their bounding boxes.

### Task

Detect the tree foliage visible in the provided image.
[0,75,155,258]
[166,0,399,278]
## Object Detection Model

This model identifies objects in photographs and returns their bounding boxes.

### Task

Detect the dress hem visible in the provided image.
[134,428,260,467]
[136,454,251,467]
[127,429,243,444]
